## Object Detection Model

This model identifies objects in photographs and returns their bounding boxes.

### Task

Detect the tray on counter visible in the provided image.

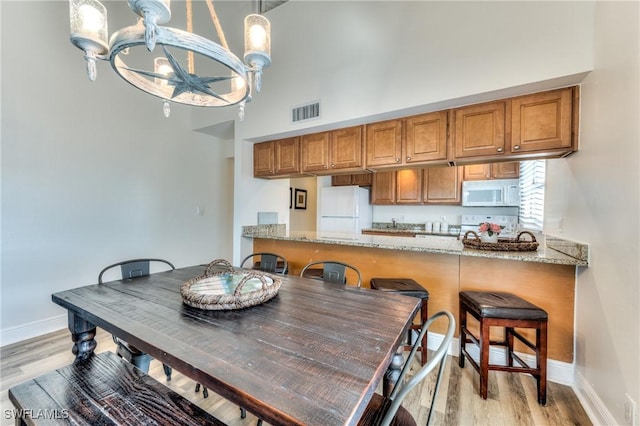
[462,230,539,252]
[181,259,281,310]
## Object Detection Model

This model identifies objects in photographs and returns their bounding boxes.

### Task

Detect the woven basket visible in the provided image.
[181,259,282,310]
[462,230,539,252]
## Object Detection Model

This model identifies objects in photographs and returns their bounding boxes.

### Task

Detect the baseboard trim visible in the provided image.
[0,314,67,347]
[574,370,617,426]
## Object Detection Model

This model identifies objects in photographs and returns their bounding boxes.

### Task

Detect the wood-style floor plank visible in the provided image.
[1,329,592,426]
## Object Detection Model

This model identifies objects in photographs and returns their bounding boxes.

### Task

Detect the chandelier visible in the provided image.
[69,0,271,119]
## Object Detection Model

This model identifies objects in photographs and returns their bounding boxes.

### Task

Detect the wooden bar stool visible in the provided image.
[370,278,429,365]
[459,291,548,404]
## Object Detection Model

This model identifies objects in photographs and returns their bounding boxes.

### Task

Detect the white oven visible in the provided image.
[462,179,520,207]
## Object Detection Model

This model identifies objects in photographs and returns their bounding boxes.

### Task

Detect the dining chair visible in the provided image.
[300,260,362,287]
[358,310,455,426]
[241,252,289,274]
[98,258,175,381]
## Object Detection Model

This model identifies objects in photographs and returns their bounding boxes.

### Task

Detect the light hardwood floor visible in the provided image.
[1,328,592,425]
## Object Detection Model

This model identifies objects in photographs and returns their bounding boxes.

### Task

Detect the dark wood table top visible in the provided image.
[52,265,420,426]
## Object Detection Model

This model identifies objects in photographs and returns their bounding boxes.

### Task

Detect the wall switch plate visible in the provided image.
[625,393,637,425]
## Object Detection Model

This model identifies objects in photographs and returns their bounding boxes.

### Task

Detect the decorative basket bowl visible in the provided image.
[462,230,539,252]
[181,259,282,310]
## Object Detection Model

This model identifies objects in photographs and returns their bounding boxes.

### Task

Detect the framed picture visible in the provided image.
[289,187,293,209]
[294,188,307,210]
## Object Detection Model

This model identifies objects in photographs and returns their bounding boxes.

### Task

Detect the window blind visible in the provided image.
[519,160,545,231]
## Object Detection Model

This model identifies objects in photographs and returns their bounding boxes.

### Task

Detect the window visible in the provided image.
[519,160,545,232]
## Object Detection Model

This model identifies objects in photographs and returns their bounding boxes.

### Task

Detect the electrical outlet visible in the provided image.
[625,394,637,425]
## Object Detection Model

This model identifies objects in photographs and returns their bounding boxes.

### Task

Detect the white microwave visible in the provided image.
[462,179,520,207]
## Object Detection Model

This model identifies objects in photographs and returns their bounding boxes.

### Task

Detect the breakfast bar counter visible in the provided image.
[242,226,589,267]
[242,225,589,368]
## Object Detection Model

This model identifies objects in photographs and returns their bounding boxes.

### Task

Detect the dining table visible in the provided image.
[51,263,421,426]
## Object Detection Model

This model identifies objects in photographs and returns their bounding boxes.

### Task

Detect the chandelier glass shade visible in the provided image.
[69,0,271,119]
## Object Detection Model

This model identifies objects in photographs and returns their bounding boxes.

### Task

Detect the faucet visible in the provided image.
[391,218,397,228]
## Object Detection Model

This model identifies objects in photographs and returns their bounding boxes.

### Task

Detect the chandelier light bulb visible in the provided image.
[248,25,267,51]
[163,100,171,118]
[78,4,105,35]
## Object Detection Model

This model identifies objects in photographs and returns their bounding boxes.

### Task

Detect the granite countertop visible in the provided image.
[242,224,589,267]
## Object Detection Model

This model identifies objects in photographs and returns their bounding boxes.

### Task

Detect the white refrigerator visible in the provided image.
[318,186,372,239]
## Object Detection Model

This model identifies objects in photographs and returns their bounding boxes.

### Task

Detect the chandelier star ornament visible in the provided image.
[123,46,233,103]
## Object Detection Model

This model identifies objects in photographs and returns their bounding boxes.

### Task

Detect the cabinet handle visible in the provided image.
[496,147,504,153]
[395,158,400,163]
[331,164,336,168]
[323,165,328,169]
[513,145,521,150]
[406,157,412,161]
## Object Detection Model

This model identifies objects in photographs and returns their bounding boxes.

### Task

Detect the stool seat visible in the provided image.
[460,291,548,320]
[370,278,429,367]
[370,278,430,300]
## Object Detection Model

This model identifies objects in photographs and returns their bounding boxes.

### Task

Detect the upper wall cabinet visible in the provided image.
[365,119,403,167]
[463,161,520,180]
[253,137,301,178]
[405,111,449,163]
[301,126,364,174]
[253,86,578,179]
[371,166,463,205]
[510,87,575,154]
[452,86,577,163]
[365,111,449,169]
[452,101,506,160]
[423,166,463,204]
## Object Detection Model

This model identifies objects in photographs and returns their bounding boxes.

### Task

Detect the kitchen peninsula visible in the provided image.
[242,225,588,369]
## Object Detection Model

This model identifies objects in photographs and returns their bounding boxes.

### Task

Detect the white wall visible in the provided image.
[289,177,317,232]
[544,2,639,424]
[1,1,234,344]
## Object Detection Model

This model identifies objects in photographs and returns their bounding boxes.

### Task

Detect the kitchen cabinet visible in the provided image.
[301,126,364,174]
[365,119,403,167]
[463,161,520,180]
[510,87,575,155]
[254,87,578,179]
[423,166,463,204]
[365,111,449,169]
[372,166,462,205]
[404,111,449,163]
[396,169,423,204]
[331,173,372,187]
[452,100,506,160]
[253,137,301,178]
[370,171,395,205]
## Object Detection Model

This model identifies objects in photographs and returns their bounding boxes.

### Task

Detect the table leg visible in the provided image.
[383,350,405,396]
[68,311,96,361]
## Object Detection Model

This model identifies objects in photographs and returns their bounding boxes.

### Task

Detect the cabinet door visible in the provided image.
[351,173,372,186]
[365,120,403,167]
[254,142,275,177]
[301,132,330,173]
[463,164,491,181]
[275,137,300,175]
[492,161,520,179]
[396,169,423,204]
[405,111,449,163]
[423,166,463,204]
[331,175,354,186]
[511,87,573,153]
[330,126,364,170]
[453,101,506,159]
[371,171,396,205]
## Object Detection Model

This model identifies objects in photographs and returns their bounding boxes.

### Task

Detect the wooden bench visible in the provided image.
[8,351,226,425]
